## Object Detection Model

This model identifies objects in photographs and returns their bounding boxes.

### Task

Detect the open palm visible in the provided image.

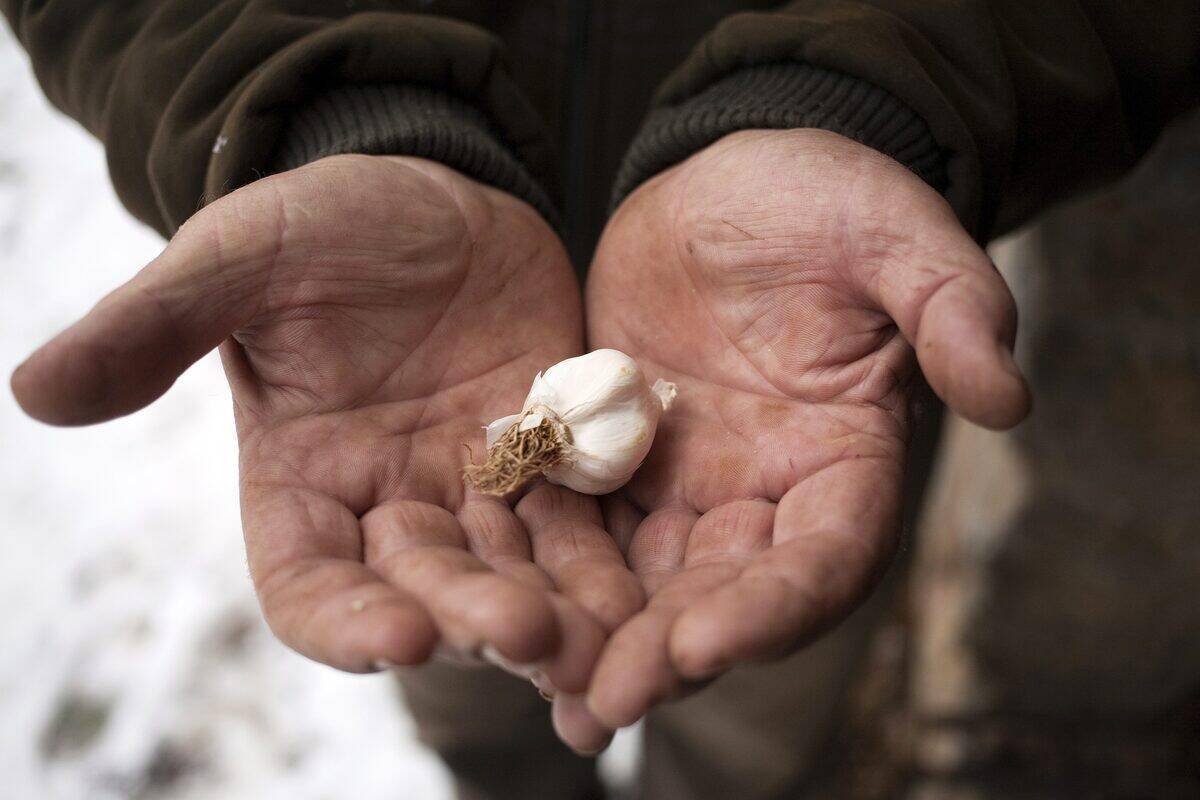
[12,155,642,692]
[578,130,1030,733]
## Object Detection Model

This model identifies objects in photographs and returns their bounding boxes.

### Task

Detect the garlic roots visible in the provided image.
[463,349,677,496]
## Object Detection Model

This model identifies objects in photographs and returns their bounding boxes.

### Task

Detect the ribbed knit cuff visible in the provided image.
[613,63,948,208]
[270,84,558,227]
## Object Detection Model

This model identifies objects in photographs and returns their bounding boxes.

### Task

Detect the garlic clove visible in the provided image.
[527,349,644,422]
[543,457,628,495]
[544,392,661,494]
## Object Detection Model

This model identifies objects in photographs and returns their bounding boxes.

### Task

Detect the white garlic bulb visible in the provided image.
[466,349,676,496]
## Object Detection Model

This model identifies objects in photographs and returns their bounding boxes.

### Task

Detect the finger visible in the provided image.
[668,456,902,679]
[867,206,1030,429]
[625,506,698,595]
[458,492,607,692]
[587,560,739,729]
[586,606,680,729]
[457,492,553,590]
[363,499,559,665]
[585,502,770,724]
[477,597,604,696]
[244,485,437,672]
[11,187,276,425]
[680,499,775,562]
[536,595,607,695]
[552,693,614,756]
[585,508,700,728]
[601,493,645,554]
[516,484,645,634]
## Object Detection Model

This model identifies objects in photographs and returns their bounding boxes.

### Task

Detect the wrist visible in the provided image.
[271,84,558,228]
[614,63,946,211]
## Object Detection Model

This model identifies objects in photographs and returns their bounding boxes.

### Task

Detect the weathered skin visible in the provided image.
[554,129,1030,749]
[11,155,645,704]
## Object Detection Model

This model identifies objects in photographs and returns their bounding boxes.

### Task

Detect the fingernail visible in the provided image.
[481,644,537,679]
[531,670,556,700]
[370,659,397,672]
[433,643,484,667]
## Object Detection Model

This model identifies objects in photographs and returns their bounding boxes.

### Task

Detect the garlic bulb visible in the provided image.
[464,349,676,495]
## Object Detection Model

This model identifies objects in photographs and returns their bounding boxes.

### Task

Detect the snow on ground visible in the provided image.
[0,27,638,800]
[0,30,447,800]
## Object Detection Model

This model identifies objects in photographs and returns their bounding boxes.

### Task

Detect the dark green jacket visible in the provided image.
[3,1,1198,262]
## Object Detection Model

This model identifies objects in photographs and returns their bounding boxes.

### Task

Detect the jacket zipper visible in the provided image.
[563,0,592,269]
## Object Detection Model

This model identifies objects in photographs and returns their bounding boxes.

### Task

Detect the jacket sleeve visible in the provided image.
[1,1,556,237]
[614,1,1200,240]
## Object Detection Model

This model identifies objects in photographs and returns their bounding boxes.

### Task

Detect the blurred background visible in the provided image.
[0,28,633,800]
[0,27,454,800]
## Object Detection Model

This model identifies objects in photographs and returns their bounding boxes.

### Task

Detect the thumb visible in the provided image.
[10,203,272,426]
[867,205,1031,430]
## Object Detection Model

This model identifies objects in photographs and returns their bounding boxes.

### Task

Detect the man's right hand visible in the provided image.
[11,155,644,701]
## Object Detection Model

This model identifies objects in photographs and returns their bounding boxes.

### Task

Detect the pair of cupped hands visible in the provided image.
[11,129,1029,753]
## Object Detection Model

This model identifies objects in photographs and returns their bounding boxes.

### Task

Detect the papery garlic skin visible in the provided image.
[484,349,676,495]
